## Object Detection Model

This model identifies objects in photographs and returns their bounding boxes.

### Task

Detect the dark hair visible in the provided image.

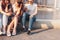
[1,0,11,11]
[2,0,5,1]
[6,0,10,3]
[20,0,23,2]
[17,0,23,7]
[2,0,5,4]
[17,0,24,16]
[1,0,6,11]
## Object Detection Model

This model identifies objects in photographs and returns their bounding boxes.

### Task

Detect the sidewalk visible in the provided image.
[0,29,60,40]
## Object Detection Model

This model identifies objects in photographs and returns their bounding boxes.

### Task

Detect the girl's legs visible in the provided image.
[7,18,14,36]
[27,16,36,34]
[3,15,8,34]
[12,17,18,35]
[0,20,2,35]
[0,14,2,35]
[7,16,18,36]
[22,13,26,28]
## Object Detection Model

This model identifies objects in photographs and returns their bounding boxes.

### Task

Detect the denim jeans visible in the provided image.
[0,13,2,28]
[22,13,36,30]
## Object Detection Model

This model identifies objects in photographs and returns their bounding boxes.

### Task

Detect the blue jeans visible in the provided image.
[22,13,36,30]
[0,13,2,28]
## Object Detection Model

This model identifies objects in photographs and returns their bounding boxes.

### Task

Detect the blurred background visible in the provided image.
[10,0,60,20]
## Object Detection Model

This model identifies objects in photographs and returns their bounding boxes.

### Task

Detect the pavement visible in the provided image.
[0,29,60,40]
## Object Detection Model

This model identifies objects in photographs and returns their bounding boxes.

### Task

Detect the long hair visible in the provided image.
[2,0,5,3]
[1,0,6,11]
[16,0,23,2]
[17,0,24,16]
[5,0,13,12]
[5,0,11,4]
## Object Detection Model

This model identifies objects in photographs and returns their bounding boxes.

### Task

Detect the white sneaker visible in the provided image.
[12,29,16,36]
[2,32,6,34]
[12,32,16,36]
[23,26,25,28]
[7,32,11,36]
[7,33,11,37]
[0,31,2,35]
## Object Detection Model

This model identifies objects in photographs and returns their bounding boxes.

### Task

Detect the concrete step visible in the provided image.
[34,20,60,29]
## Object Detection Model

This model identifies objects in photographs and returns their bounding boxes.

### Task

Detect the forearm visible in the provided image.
[0,10,6,15]
[31,7,37,16]
[30,11,37,16]
[6,12,12,16]
[32,12,37,16]
[1,10,12,16]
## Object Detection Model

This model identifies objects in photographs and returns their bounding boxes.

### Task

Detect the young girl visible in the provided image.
[0,0,12,35]
[2,0,13,34]
[7,0,24,36]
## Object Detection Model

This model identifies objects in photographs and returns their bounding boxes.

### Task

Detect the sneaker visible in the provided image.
[23,28,27,32]
[12,32,16,36]
[7,33,11,37]
[0,31,2,35]
[27,30,31,35]
[2,32,6,35]
[7,32,11,37]
[12,30,16,36]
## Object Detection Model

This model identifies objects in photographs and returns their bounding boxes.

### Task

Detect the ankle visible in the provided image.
[7,30,10,33]
[13,29,16,32]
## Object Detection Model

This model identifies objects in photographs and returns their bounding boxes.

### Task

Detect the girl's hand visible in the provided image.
[30,15,33,18]
[6,13,11,16]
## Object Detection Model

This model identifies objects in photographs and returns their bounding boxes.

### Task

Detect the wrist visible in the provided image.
[6,12,8,13]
